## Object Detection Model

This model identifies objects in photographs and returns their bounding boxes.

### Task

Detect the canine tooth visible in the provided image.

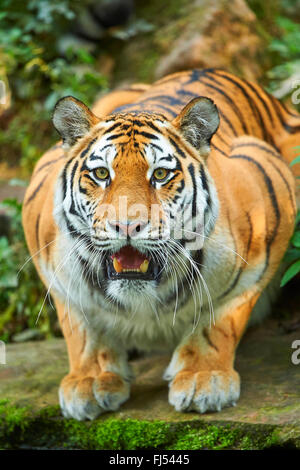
[140,260,149,273]
[113,257,123,273]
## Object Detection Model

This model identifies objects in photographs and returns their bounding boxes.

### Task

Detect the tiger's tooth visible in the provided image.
[140,259,149,273]
[113,257,123,273]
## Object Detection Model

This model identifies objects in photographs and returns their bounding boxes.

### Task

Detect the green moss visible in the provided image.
[167,422,282,451]
[0,400,30,436]
[0,401,295,450]
[168,424,238,450]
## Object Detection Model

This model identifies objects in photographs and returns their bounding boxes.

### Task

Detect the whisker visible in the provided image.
[182,229,248,265]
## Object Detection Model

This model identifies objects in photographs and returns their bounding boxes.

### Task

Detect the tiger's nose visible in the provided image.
[108,220,148,238]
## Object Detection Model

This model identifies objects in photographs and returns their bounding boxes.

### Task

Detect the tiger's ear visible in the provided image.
[172,97,220,156]
[52,96,100,148]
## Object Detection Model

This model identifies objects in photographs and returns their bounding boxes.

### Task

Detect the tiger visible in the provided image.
[22,68,299,421]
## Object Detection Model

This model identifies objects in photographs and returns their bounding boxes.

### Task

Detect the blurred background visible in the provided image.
[0,0,299,343]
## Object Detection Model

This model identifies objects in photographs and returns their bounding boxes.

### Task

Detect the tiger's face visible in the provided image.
[53,96,219,309]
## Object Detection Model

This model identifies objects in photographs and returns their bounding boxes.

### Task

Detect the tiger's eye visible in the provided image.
[94,167,109,180]
[153,168,168,180]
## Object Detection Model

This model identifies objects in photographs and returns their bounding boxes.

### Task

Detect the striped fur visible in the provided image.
[22,69,298,420]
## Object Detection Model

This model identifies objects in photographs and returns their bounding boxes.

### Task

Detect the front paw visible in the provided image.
[168,369,240,413]
[59,371,130,421]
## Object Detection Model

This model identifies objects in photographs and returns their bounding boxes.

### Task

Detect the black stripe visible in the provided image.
[230,153,280,278]
[280,100,300,118]
[232,142,282,159]
[270,96,300,134]
[113,103,177,118]
[218,266,243,300]
[89,144,112,158]
[35,214,40,251]
[217,210,239,299]
[245,211,253,258]
[213,71,269,141]
[214,131,231,147]
[69,161,79,217]
[169,137,187,158]
[203,328,219,351]
[76,253,105,294]
[199,164,210,204]
[134,130,159,140]
[133,103,177,117]
[188,163,197,218]
[220,72,277,146]
[142,120,162,134]
[119,86,148,93]
[80,138,97,158]
[177,89,198,99]
[103,121,122,134]
[198,72,248,134]
[218,109,238,137]
[24,174,48,206]
[62,159,73,200]
[139,94,184,107]
[244,80,274,125]
[150,143,163,153]
[106,132,126,140]
[230,154,280,222]
[185,68,215,85]
[217,210,253,298]
[211,142,228,157]
[35,154,64,174]
[267,158,296,215]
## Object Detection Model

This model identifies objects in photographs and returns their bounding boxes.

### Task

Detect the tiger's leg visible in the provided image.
[164,289,260,413]
[55,299,132,420]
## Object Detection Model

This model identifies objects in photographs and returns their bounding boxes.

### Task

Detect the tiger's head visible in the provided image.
[52,96,219,310]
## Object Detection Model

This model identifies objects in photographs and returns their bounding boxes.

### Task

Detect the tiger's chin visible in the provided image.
[105,278,160,311]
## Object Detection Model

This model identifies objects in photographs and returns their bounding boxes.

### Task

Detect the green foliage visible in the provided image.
[281,150,300,287]
[281,212,300,286]
[0,0,107,172]
[267,17,300,102]
[0,197,53,341]
[0,400,30,435]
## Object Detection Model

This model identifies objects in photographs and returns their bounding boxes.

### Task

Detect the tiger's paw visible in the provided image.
[168,369,240,413]
[59,371,130,421]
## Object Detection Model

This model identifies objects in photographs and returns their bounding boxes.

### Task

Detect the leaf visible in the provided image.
[281,259,300,287]
[284,247,300,264]
[291,231,300,247]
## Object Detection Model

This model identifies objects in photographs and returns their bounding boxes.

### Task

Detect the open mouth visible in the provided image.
[105,245,161,281]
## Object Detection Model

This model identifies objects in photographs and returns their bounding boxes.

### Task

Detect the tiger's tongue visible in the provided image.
[111,245,148,269]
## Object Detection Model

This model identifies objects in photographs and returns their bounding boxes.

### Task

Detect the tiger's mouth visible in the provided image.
[105,245,161,281]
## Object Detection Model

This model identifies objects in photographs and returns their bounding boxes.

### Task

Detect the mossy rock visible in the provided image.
[1,400,297,450]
